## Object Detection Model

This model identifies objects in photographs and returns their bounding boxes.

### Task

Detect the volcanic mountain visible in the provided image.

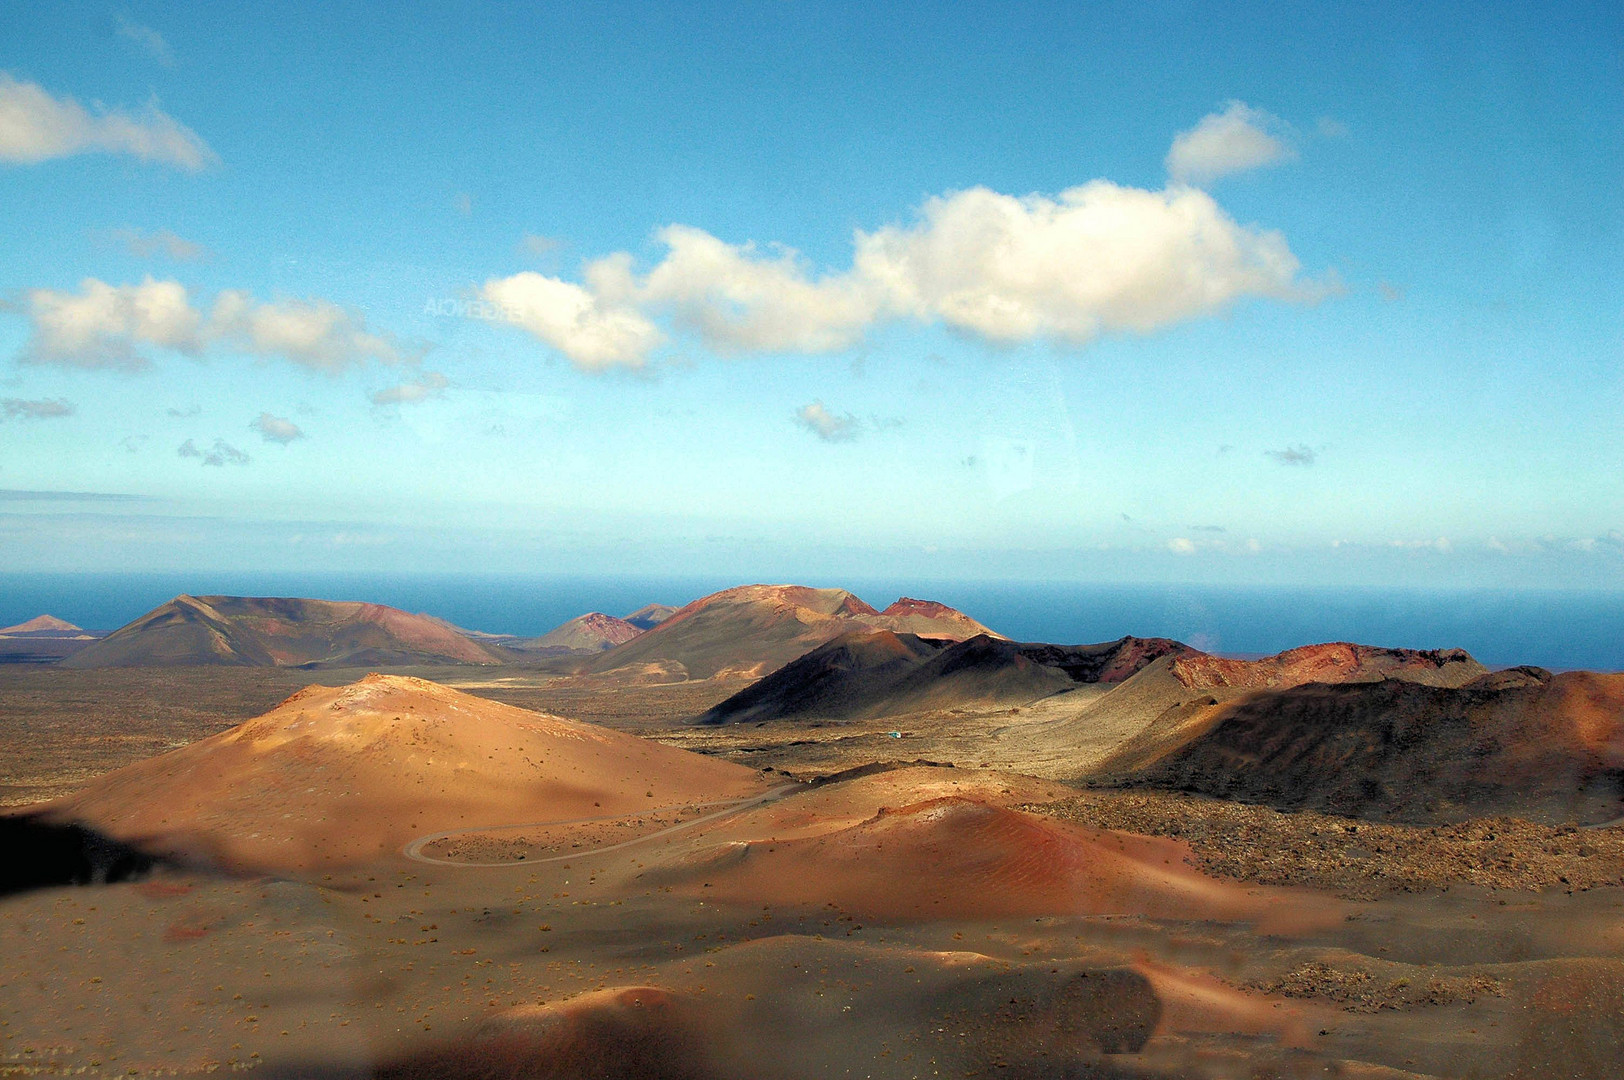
[513,612,645,655]
[583,585,999,681]
[0,614,104,661]
[29,673,769,873]
[61,595,510,669]
[623,603,678,630]
[699,631,1188,724]
[1098,666,1624,824]
[1007,642,1491,780]
[0,614,87,635]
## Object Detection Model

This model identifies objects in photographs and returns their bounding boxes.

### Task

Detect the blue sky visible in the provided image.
[0,0,1619,586]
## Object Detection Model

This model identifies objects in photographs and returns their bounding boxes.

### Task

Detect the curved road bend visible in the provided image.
[402,783,803,868]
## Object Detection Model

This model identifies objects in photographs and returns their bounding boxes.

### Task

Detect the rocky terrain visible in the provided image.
[3,589,1623,1078]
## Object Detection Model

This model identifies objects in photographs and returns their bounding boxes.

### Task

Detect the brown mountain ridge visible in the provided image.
[62,595,509,669]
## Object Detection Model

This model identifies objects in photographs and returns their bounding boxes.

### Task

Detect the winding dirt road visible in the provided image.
[401,783,803,868]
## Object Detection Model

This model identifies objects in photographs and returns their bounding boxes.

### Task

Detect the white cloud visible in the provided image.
[11,278,411,372]
[116,15,175,67]
[633,225,882,353]
[451,192,473,217]
[371,371,449,405]
[17,277,203,369]
[487,181,1321,369]
[479,270,664,370]
[794,400,858,442]
[1166,101,1295,185]
[2,397,75,419]
[1167,537,1198,555]
[478,114,1329,369]
[109,227,209,261]
[0,73,215,170]
[251,412,304,444]
[209,291,410,373]
[855,181,1316,342]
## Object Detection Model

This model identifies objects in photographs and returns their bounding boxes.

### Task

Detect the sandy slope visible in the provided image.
[34,674,769,873]
[658,793,1335,928]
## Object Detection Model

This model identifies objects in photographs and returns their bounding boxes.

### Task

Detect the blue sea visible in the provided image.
[1,572,1620,672]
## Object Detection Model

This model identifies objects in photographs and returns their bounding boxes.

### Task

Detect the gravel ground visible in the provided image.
[1024,789,1624,899]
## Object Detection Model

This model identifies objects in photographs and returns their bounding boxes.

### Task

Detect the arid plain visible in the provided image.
[2,586,1622,1079]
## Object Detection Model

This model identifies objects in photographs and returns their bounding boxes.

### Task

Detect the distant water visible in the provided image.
[1,572,1620,672]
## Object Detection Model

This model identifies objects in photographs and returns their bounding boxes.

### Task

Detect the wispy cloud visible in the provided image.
[794,400,858,442]
[1166,101,1296,185]
[115,15,175,67]
[251,412,304,444]
[370,371,449,405]
[1316,116,1349,139]
[1266,444,1317,466]
[0,73,215,170]
[107,226,209,261]
[519,233,559,258]
[178,437,249,466]
[12,277,415,372]
[2,397,75,419]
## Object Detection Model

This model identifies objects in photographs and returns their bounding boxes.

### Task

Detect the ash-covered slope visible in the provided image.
[1010,642,1491,781]
[32,673,769,872]
[1099,666,1624,825]
[61,595,510,668]
[699,631,1188,724]
[585,585,999,682]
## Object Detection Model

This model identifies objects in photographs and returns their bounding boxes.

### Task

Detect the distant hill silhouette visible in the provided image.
[0,615,86,635]
[583,585,999,682]
[511,612,645,655]
[0,614,103,662]
[62,595,509,668]
[622,603,677,630]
